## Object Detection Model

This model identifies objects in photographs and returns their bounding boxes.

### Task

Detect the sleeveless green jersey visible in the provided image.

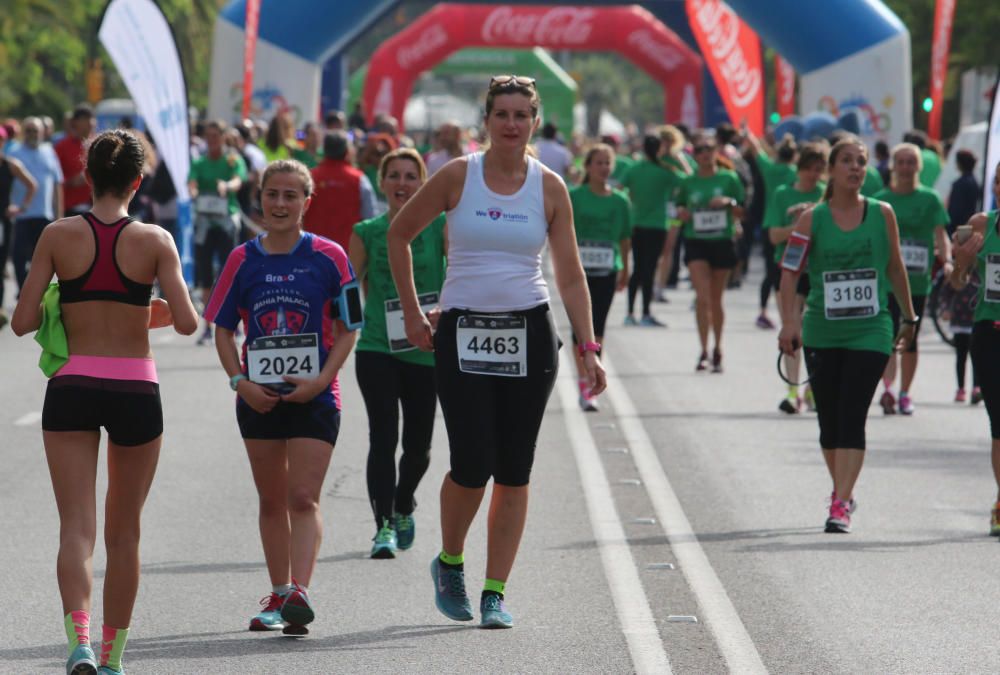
[872,186,948,296]
[974,210,1000,323]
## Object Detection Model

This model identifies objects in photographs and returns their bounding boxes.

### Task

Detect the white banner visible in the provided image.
[983,75,1000,211]
[99,0,189,201]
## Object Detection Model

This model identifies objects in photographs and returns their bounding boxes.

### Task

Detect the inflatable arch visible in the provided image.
[210,0,911,141]
[348,47,579,133]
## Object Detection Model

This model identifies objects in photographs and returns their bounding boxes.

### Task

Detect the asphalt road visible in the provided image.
[1,260,998,674]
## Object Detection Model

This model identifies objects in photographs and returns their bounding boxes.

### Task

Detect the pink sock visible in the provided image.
[64,610,90,651]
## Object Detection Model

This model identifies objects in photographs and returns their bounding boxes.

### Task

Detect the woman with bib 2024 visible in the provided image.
[205,160,361,635]
[949,162,1000,535]
[11,129,198,675]
[388,75,606,628]
[778,138,916,533]
[349,148,446,558]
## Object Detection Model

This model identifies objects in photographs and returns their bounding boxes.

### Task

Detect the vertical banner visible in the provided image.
[928,0,955,140]
[242,0,261,120]
[775,54,795,119]
[99,0,192,280]
[983,75,1000,212]
[686,0,764,135]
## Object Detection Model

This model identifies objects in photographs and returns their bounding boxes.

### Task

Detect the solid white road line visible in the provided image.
[557,351,673,675]
[13,411,42,427]
[600,351,768,674]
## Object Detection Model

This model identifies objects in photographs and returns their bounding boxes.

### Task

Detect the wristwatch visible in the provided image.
[229,373,248,390]
[902,316,920,326]
[578,341,602,357]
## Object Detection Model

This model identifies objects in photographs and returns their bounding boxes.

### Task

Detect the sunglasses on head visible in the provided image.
[489,75,537,90]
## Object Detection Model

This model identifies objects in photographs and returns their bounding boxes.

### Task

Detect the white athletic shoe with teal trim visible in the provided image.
[66,644,97,674]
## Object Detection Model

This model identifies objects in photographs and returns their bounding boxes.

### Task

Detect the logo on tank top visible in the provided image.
[475,207,529,223]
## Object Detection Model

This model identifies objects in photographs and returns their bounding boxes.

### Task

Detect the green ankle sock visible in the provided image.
[483,578,506,596]
[439,550,464,566]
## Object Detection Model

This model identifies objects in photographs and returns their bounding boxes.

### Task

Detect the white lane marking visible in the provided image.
[601,351,768,674]
[14,411,42,426]
[557,351,673,675]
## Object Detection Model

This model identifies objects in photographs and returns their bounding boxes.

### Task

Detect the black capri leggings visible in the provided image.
[355,350,436,527]
[434,304,559,488]
[971,321,1000,439]
[760,238,779,310]
[628,226,667,317]
[953,332,977,390]
[804,347,889,450]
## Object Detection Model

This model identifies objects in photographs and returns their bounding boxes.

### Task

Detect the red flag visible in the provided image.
[686,0,764,135]
[774,54,795,119]
[241,0,261,120]
[929,0,956,140]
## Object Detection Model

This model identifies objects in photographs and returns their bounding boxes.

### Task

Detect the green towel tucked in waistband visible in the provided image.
[34,283,69,377]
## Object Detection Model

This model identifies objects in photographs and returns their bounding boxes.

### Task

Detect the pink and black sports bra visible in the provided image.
[59,213,153,306]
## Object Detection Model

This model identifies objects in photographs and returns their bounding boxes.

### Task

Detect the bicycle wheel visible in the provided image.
[928,271,956,347]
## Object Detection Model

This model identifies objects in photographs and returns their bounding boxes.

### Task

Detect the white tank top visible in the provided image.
[440,152,550,312]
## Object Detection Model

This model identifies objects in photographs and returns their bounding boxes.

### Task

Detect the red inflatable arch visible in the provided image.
[362,3,704,130]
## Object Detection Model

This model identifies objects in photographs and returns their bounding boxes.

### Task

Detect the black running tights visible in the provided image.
[628,227,666,317]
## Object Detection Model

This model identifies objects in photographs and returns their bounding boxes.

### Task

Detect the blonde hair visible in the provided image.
[378,147,427,183]
[260,159,314,197]
[658,125,685,154]
[890,142,924,172]
[583,143,615,185]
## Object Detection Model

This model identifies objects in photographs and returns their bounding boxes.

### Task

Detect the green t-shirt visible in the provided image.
[354,213,447,366]
[763,183,825,263]
[861,164,884,197]
[570,185,633,275]
[610,154,635,188]
[920,149,942,188]
[621,159,682,230]
[293,148,323,169]
[872,186,948,295]
[757,151,797,203]
[975,211,1000,322]
[676,169,745,241]
[803,199,893,354]
[188,152,248,216]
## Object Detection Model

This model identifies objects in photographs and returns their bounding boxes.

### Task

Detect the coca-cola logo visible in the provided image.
[481,7,595,46]
[627,30,685,71]
[397,24,449,70]
[691,0,761,109]
[930,0,955,93]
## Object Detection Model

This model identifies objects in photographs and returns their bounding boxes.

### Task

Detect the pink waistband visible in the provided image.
[56,355,158,382]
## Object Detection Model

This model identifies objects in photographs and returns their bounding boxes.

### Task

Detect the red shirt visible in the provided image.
[304,159,365,251]
[55,135,90,210]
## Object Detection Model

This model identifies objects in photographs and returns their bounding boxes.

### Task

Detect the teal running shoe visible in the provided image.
[66,644,97,674]
[97,667,123,675]
[480,594,514,629]
[430,558,473,621]
[393,513,415,550]
[249,592,285,631]
[280,580,315,631]
[371,519,398,559]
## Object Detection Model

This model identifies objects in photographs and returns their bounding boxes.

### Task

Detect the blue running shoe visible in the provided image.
[430,558,473,621]
[280,580,315,630]
[67,644,97,675]
[97,667,123,675]
[480,594,514,629]
[623,315,638,326]
[394,512,415,550]
[249,592,285,631]
[371,519,398,559]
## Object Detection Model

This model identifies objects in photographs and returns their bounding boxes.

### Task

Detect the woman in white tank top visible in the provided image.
[387,75,606,629]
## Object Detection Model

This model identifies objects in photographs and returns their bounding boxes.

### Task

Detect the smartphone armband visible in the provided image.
[781,231,811,273]
[335,281,365,331]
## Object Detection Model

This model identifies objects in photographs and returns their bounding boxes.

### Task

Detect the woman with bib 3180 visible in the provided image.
[570,143,631,411]
[388,75,606,629]
[778,138,916,534]
[349,148,446,559]
[949,162,1000,535]
[12,129,198,675]
[205,160,361,636]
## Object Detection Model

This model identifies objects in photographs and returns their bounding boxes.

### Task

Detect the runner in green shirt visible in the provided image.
[570,143,632,411]
[675,135,745,373]
[348,148,446,559]
[873,143,952,416]
[778,138,915,534]
[762,143,827,414]
[654,125,694,303]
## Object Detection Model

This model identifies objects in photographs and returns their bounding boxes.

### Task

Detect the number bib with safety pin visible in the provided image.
[692,209,727,236]
[578,240,615,274]
[900,239,929,274]
[456,315,526,377]
[196,195,229,216]
[823,269,879,319]
[247,333,320,391]
[385,292,439,352]
[985,254,1000,303]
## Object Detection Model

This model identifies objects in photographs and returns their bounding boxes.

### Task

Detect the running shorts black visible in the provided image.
[42,375,163,447]
[236,398,341,446]
[684,238,738,269]
[434,303,559,488]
